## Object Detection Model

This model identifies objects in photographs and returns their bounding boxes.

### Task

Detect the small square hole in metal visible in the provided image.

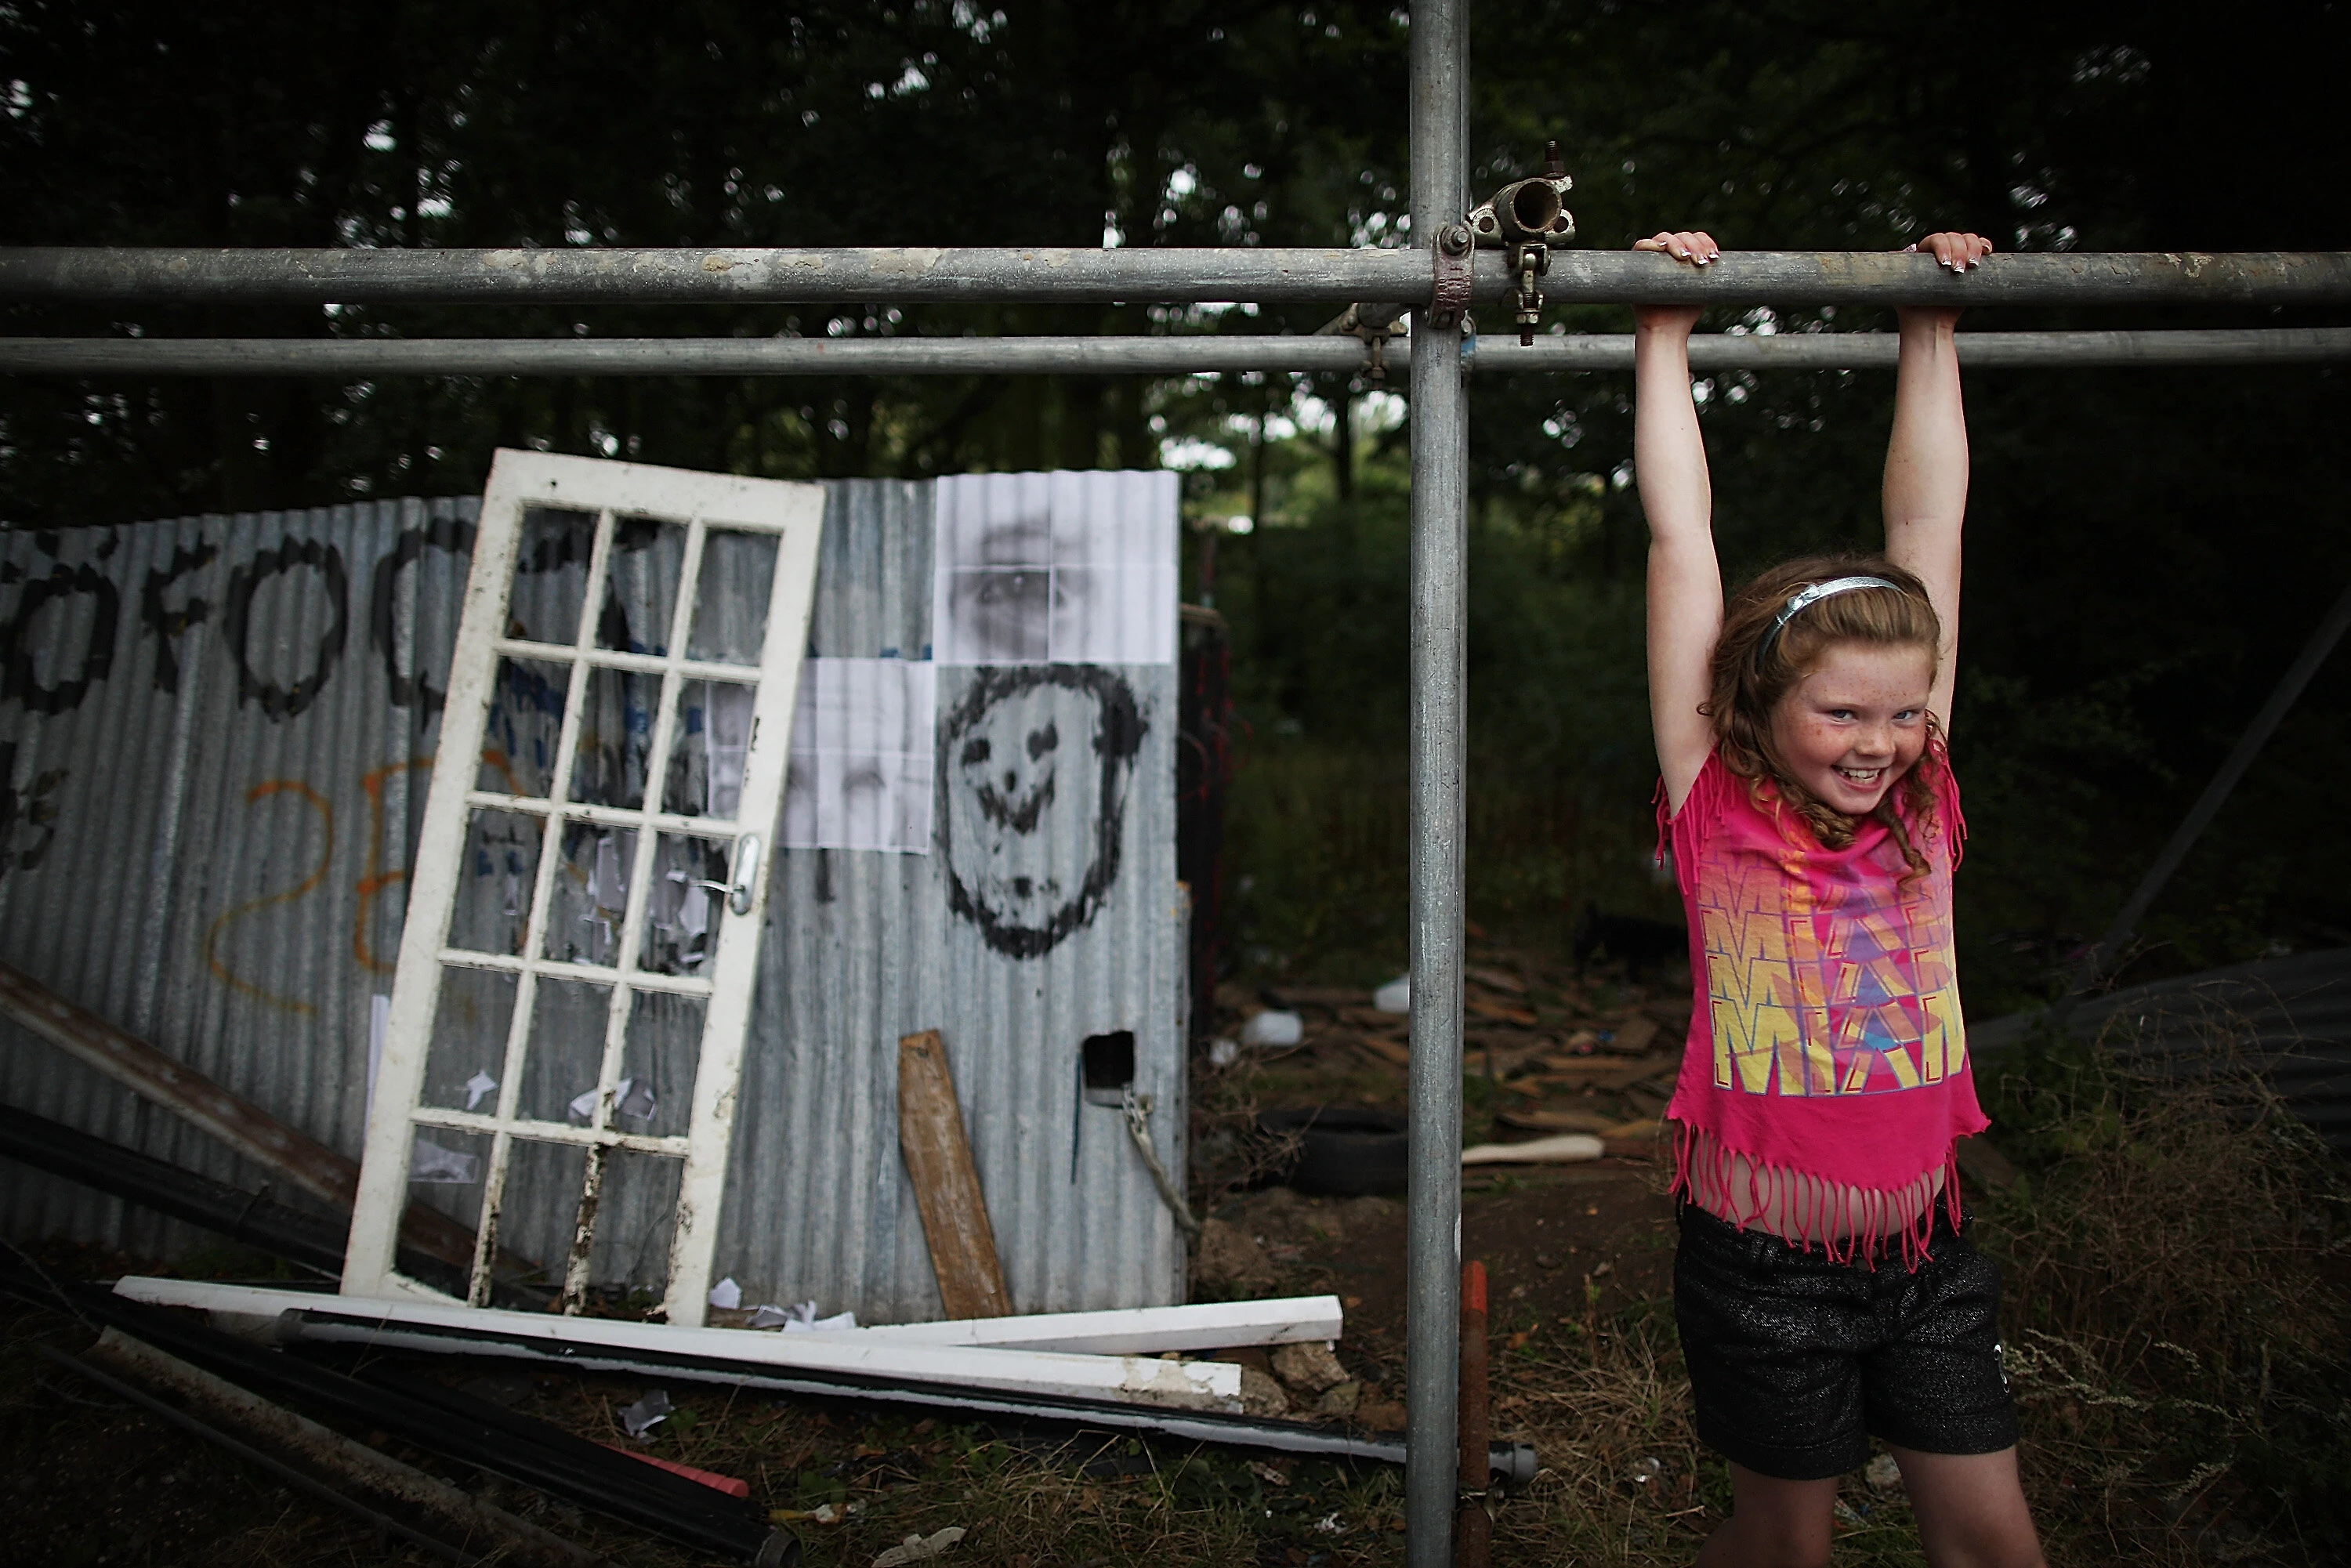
[1081,1030,1136,1107]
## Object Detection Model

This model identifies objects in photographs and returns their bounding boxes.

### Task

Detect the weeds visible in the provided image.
[1978,1013,2351,1563]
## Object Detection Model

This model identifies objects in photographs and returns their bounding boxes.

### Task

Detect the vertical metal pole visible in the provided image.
[1406,1,1469,1563]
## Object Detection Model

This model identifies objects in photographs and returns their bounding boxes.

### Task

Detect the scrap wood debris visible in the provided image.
[1211,940,1690,1161]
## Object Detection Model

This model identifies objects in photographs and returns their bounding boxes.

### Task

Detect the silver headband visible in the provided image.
[1756,574,1902,664]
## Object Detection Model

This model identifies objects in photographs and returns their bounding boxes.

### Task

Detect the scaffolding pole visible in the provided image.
[4,326,2349,377]
[4,246,2351,308]
[1405,1,1468,1561]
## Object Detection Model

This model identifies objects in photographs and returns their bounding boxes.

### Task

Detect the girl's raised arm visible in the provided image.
[1883,230,1992,732]
[1635,230,1725,813]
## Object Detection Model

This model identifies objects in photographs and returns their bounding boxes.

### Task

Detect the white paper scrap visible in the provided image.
[933,471,1177,665]
[462,1071,498,1111]
[707,1276,743,1311]
[874,1526,967,1567]
[567,1077,655,1124]
[781,658,936,853]
[701,679,755,821]
[409,1139,480,1185]
[619,1389,672,1438]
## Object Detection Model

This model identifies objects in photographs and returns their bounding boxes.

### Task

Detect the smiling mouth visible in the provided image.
[1833,766,1885,788]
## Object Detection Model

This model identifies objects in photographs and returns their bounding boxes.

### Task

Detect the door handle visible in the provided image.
[726,835,761,915]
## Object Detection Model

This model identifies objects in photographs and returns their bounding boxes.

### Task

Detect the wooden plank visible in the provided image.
[897,1030,1012,1320]
[856,1295,1344,1354]
[1519,1052,1679,1090]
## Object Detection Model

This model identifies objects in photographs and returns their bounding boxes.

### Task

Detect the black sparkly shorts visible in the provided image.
[1673,1201,2018,1480]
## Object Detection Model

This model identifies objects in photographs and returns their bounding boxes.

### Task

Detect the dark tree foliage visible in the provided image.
[5,1,2350,1004]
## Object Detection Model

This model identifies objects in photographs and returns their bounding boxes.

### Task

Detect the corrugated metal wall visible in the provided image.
[0,479,1185,1320]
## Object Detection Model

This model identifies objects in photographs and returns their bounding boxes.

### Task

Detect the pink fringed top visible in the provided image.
[1657,746,1987,1264]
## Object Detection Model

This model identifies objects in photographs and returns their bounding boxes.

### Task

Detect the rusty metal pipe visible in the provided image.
[3,246,2349,308]
[1455,1259,1492,1568]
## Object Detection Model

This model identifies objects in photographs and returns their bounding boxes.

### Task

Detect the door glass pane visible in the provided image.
[567,667,655,809]
[479,657,571,797]
[541,824,635,967]
[510,508,596,647]
[447,809,543,956]
[421,968,518,1111]
[587,1151,684,1295]
[639,835,729,976]
[665,679,755,818]
[517,976,613,1124]
[497,1138,590,1281]
[598,517,688,654]
[686,530,779,664]
[622,992,702,1139]
[406,1128,491,1230]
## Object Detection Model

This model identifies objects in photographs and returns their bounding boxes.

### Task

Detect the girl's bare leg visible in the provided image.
[1888,1445,2045,1568]
[1694,1463,1838,1568]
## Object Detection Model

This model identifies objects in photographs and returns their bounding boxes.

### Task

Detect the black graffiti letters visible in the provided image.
[940,665,1146,960]
[141,541,221,695]
[2,563,121,715]
[371,516,476,714]
[224,538,348,720]
[0,744,66,878]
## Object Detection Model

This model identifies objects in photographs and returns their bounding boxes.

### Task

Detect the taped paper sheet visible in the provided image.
[777,659,937,853]
[933,471,1178,665]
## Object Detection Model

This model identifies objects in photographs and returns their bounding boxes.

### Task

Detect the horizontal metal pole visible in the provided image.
[1501,325,2351,370]
[5,327,2348,378]
[4,245,2351,307]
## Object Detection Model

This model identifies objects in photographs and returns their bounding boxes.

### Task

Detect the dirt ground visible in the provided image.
[0,944,1867,1567]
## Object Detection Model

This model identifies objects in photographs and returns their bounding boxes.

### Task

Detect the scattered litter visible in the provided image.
[707,1277,743,1311]
[1462,1133,1603,1166]
[1207,1037,1241,1068]
[1313,1512,1346,1534]
[618,1389,672,1437]
[603,1443,752,1497]
[1624,1454,1666,1488]
[1864,1451,1903,1492]
[772,1500,865,1525]
[1241,1010,1303,1048]
[1270,1339,1349,1394]
[462,1071,498,1111]
[1372,975,1411,1014]
[1247,1460,1289,1486]
[750,1300,859,1332]
[873,1526,966,1566]
[1833,1497,1871,1528]
[408,1138,480,1185]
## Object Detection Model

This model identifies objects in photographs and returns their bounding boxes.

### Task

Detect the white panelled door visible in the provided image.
[344,451,822,1325]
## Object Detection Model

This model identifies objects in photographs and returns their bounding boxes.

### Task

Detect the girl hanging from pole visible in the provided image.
[1635,226,2046,1567]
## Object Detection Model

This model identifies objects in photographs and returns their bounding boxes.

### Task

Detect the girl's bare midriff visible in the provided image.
[1677,1121,1948,1245]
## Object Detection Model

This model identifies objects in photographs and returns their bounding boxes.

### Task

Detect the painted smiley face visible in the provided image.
[939,667,1147,959]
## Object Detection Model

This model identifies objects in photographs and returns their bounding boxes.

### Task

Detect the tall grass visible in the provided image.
[1221,740,1671,982]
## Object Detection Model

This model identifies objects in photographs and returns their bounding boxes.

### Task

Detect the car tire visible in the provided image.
[1256,1106,1410,1196]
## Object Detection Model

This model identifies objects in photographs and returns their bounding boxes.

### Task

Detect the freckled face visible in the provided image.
[1770,641,1936,815]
